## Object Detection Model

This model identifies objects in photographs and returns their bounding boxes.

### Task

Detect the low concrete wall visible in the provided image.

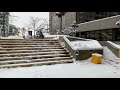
[99,41,120,46]
[106,41,120,58]
[98,41,107,46]
[59,36,77,59]
[76,49,103,60]
[113,41,120,45]
[59,36,103,60]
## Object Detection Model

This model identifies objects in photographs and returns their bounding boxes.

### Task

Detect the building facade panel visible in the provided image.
[0,12,9,37]
[77,15,120,32]
[49,12,60,34]
[49,12,76,34]
[62,12,76,29]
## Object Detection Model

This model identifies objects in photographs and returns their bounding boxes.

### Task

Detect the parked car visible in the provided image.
[36,31,44,39]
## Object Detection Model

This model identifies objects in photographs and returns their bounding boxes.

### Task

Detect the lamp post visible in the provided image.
[56,12,66,33]
[71,21,78,37]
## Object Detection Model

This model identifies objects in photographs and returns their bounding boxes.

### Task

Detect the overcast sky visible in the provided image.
[10,12,49,28]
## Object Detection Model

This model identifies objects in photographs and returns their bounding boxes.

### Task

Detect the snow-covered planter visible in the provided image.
[59,36,103,60]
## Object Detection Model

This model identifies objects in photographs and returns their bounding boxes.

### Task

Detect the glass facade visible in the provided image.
[77,28,120,41]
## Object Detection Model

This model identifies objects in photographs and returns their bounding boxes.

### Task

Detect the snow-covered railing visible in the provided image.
[59,36,103,60]
[106,41,120,58]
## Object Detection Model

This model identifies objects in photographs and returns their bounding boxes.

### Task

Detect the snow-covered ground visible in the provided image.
[0,47,120,78]
[0,35,24,39]
[0,33,120,78]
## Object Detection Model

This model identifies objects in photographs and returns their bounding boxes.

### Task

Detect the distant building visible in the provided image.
[0,12,9,37]
[9,24,18,36]
[49,12,120,35]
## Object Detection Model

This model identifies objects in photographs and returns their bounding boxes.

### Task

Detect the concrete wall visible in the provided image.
[62,12,76,29]
[49,12,76,34]
[49,12,60,35]
[77,15,120,32]
[106,41,119,58]
[113,41,120,45]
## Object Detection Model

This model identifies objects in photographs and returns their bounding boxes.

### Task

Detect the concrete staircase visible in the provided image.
[0,38,74,68]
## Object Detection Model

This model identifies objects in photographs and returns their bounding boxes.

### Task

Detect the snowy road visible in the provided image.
[0,47,120,78]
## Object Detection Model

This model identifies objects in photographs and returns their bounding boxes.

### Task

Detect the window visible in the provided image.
[89,31,95,39]
[100,30,107,41]
[81,32,86,38]
[106,30,112,41]
[116,28,120,41]
[94,30,101,40]
[76,32,79,37]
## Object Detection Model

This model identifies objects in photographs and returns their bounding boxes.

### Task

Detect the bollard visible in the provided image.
[92,53,103,64]
[118,49,120,58]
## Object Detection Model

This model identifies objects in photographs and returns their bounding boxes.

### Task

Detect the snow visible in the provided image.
[103,47,120,61]
[44,34,67,39]
[71,40,103,50]
[92,53,102,57]
[0,35,24,39]
[0,58,120,78]
[0,34,120,78]
[0,47,120,78]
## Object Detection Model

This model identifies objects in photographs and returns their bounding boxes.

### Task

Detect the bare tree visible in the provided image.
[28,16,48,38]
[9,13,19,24]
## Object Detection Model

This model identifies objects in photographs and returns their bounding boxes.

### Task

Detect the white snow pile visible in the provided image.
[92,53,102,57]
[71,40,103,50]
[0,35,24,39]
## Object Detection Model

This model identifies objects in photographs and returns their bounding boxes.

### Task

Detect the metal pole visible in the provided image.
[60,16,62,32]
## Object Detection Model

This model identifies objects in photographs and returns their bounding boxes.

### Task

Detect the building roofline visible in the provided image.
[78,15,120,25]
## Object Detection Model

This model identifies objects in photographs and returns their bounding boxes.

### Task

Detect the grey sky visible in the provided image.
[10,12,49,28]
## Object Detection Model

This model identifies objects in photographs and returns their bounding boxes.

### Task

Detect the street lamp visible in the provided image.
[71,21,78,37]
[56,12,66,33]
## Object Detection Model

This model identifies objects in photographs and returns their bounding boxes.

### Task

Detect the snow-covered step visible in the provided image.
[0,59,74,68]
[0,41,59,43]
[0,45,61,48]
[0,38,74,68]
[0,51,69,57]
[0,47,64,50]
[0,43,61,45]
[0,49,66,54]
[0,57,73,65]
[0,54,71,61]
[0,38,58,41]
